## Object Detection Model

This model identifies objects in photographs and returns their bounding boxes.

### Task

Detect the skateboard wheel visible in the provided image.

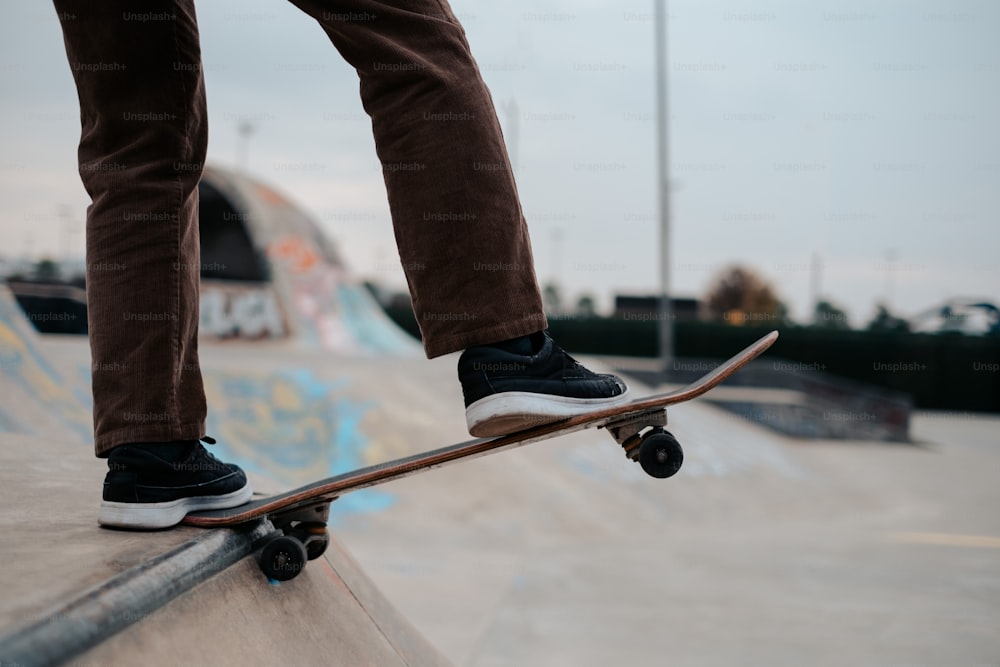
[306,535,330,561]
[638,428,683,479]
[289,522,329,561]
[260,536,307,581]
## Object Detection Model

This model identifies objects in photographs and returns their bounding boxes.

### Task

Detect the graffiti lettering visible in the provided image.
[200,287,287,339]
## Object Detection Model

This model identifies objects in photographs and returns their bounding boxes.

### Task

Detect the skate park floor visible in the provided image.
[1,301,998,665]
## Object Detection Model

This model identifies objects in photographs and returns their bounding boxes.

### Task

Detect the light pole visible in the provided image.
[655,0,673,371]
[237,121,255,171]
[884,248,897,308]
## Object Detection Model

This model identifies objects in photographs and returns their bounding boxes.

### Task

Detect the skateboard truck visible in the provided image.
[257,499,335,582]
[605,409,684,479]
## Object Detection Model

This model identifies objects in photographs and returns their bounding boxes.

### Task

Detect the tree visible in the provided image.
[542,283,563,315]
[575,294,597,319]
[867,303,909,332]
[34,258,60,281]
[705,265,782,325]
[813,299,850,330]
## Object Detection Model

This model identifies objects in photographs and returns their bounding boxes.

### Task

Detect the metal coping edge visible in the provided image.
[0,520,272,667]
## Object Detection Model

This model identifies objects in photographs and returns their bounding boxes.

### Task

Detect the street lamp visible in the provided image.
[655,0,674,371]
[237,121,256,171]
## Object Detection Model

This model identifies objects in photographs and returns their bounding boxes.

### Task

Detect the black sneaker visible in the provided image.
[98,437,252,529]
[458,331,630,437]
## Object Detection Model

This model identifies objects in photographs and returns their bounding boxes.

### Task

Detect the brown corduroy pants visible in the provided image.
[53,0,547,456]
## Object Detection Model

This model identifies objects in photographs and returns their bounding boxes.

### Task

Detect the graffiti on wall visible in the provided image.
[200,284,287,340]
[268,235,322,275]
[0,291,92,441]
[267,235,417,355]
[203,367,393,521]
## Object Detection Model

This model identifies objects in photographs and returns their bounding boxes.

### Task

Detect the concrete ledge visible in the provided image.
[0,521,271,667]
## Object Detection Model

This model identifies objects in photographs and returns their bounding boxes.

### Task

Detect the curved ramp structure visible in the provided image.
[197,164,417,355]
[0,286,91,441]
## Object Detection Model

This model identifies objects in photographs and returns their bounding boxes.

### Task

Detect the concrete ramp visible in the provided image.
[73,537,449,667]
[4,163,998,665]
[0,286,449,666]
[4,276,999,665]
[335,389,1000,666]
[0,286,91,442]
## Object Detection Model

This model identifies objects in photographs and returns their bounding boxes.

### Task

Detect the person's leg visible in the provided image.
[54,0,206,454]
[288,0,545,357]
[53,0,249,527]
[288,0,629,435]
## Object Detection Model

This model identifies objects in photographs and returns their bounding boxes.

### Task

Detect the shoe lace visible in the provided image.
[197,436,222,463]
[556,346,589,375]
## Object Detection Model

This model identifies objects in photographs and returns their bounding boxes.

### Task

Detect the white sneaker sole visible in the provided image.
[98,482,253,530]
[466,389,632,438]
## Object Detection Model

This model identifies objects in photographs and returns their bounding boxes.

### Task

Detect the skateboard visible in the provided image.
[184,330,778,581]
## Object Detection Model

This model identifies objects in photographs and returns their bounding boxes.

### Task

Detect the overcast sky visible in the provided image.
[1,0,997,325]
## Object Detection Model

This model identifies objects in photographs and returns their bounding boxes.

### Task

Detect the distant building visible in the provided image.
[613,295,703,321]
[908,299,999,335]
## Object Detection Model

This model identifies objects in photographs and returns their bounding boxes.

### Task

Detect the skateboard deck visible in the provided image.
[184,329,778,580]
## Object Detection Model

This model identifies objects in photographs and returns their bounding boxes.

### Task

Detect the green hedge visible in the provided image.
[384,306,1000,412]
